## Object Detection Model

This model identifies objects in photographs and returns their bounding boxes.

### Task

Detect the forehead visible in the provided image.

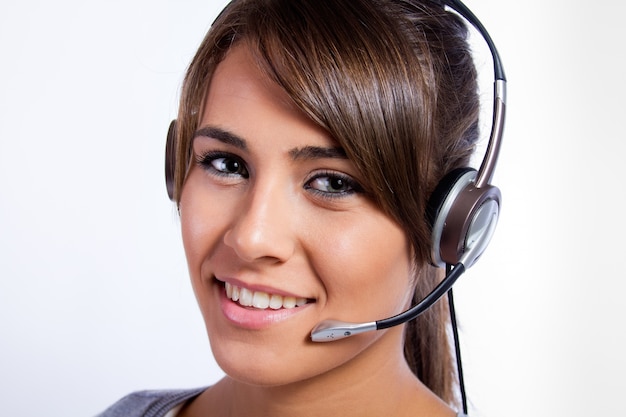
[200,45,336,150]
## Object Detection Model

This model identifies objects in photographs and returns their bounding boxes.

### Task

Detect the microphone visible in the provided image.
[310,211,496,342]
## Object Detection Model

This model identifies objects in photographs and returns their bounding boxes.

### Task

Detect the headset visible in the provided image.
[165,0,505,413]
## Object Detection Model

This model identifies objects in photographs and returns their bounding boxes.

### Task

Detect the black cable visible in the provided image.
[376,262,465,330]
[447,265,468,415]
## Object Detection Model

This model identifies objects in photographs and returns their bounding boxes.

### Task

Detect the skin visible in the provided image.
[177,45,455,417]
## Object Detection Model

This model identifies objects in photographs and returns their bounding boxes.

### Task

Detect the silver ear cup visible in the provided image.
[429,168,501,267]
[439,181,500,268]
[428,168,475,267]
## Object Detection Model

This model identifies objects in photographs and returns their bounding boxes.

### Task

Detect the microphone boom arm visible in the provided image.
[310,263,466,342]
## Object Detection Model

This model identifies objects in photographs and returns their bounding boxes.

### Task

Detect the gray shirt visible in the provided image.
[96,388,468,417]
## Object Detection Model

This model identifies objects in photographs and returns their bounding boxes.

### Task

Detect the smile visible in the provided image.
[225,282,310,310]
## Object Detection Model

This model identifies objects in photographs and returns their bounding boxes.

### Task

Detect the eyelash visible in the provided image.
[194,151,362,198]
[304,171,363,198]
[195,151,249,179]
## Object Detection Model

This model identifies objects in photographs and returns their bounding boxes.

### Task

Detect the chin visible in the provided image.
[207,324,392,390]
[213,351,313,387]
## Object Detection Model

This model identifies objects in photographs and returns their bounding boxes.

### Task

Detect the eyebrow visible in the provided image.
[193,126,247,150]
[193,125,346,161]
[289,145,347,161]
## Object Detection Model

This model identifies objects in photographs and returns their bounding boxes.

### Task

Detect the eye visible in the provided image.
[196,151,249,178]
[305,172,362,197]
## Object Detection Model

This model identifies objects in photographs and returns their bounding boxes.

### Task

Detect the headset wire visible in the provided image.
[447,263,468,415]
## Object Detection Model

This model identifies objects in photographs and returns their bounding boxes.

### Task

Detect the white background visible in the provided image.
[1,1,624,416]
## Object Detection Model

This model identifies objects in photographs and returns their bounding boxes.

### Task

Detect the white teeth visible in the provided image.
[226,283,232,298]
[224,282,309,310]
[283,296,296,309]
[269,294,283,310]
[239,287,253,307]
[252,292,270,309]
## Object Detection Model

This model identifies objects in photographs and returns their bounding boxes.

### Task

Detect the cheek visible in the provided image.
[179,177,224,272]
[179,200,205,267]
[313,213,414,318]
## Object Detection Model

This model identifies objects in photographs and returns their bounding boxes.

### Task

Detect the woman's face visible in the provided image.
[180,45,414,386]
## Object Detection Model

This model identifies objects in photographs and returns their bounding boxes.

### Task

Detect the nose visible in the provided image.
[223,181,296,264]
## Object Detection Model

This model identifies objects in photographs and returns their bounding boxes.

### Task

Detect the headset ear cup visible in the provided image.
[165,119,177,201]
[427,168,477,267]
[444,184,501,268]
[428,167,501,267]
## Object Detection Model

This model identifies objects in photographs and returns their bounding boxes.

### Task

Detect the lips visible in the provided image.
[216,279,315,329]
[225,282,310,310]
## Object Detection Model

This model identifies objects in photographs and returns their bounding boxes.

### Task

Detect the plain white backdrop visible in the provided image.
[1,1,624,416]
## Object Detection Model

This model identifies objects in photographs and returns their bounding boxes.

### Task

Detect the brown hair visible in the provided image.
[173,0,479,406]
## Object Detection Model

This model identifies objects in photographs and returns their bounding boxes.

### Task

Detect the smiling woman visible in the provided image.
[96,0,500,416]
[179,45,415,395]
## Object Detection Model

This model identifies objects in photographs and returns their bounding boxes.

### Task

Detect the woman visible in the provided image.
[99,0,495,416]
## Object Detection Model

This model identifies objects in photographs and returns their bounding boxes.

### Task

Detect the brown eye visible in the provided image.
[197,152,249,178]
[212,157,244,175]
[305,172,361,196]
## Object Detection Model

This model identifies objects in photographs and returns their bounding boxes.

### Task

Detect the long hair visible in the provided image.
[173,0,479,405]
